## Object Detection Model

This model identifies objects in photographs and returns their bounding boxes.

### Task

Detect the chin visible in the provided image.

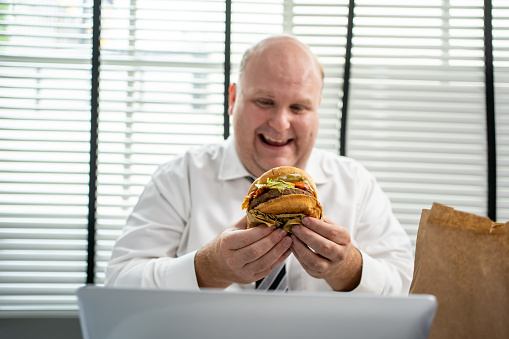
[259,158,297,173]
[255,148,299,168]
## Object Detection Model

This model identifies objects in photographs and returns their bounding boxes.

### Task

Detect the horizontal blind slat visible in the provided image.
[1,0,92,315]
[347,1,489,238]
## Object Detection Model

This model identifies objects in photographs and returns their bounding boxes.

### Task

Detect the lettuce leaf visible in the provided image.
[255,178,295,193]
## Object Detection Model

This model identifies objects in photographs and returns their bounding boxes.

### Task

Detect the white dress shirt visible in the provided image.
[105,137,414,294]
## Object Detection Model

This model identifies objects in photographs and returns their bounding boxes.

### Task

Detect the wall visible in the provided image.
[0,317,82,339]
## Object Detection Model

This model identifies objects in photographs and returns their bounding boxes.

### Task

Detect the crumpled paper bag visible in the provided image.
[410,202,509,339]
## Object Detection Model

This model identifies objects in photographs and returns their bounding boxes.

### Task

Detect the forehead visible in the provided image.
[243,49,321,98]
[242,39,322,84]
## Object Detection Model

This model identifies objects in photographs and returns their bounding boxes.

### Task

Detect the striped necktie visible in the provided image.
[246,176,289,292]
[256,261,288,292]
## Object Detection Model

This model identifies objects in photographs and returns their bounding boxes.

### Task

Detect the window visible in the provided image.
[0,0,93,314]
[95,0,228,285]
[493,0,509,221]
[347,0,488,244]
[0,0,506,315]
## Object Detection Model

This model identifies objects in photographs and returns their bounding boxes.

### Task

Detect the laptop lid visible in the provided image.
[77,286,436,339]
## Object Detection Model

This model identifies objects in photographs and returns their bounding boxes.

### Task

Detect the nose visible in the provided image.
[268,106,291,132]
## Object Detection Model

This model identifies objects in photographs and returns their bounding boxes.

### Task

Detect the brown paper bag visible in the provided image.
[410,202,509,339]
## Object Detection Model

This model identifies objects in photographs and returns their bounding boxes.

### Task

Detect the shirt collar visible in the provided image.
[218,136,253,181]
[304,149,328,185]
[218,136,328,185]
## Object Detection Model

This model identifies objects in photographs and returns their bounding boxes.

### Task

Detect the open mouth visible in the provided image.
[260,134,293,147]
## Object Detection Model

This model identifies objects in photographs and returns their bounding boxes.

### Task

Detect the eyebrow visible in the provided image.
[253,90,313,105]
[254,90,274,98]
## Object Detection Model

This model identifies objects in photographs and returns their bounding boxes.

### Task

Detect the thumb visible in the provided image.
[233,215,248,230]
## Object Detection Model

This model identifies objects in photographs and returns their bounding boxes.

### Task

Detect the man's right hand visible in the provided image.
[194,216,292,289]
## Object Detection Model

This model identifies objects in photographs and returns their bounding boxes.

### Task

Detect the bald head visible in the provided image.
[228,34,323,177]
[238,35,324,88]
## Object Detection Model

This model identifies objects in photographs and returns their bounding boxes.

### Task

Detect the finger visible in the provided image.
[232,215,248,230]
[300,217,351,245]
[292,223,343,261]
[291,234,319,260]
[225,224,274,250]
[291,235,329,276]
[249,247,292,281]
[237,229,292,266]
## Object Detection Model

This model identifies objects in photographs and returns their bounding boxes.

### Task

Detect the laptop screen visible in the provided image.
[77,286,436,339]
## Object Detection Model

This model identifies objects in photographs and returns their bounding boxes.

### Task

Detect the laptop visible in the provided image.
[77,286,436,339]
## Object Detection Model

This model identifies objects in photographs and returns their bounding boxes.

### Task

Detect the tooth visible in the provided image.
[266,136,286,143]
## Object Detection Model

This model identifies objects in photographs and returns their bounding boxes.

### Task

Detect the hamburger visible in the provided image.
[242,166,323,233]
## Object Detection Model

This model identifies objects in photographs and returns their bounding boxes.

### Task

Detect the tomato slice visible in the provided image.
[291,181,311,192]
[250,186,269,199]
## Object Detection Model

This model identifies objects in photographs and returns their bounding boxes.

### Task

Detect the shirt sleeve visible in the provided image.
[104,159,200,290]
[349,166,414,295]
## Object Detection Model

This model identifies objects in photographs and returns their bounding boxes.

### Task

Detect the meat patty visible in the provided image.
[249,188,313,210]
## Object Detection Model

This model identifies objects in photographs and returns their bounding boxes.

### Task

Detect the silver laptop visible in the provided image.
[77,286,436,339]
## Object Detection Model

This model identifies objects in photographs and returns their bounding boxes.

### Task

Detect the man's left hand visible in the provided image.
[290,216,362,291]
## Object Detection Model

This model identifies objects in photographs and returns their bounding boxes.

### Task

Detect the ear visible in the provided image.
[228,83,237,116]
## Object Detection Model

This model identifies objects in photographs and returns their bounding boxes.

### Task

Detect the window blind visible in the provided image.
[346,0,488,245]
[0,0,506,316]
[95,0,228,284]
[493,1,509,221]
[0,1,93,314]
[290,0,349,153]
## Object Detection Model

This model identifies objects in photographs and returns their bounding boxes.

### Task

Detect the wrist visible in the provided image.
[195,246,232,289]
[328,247,363,292]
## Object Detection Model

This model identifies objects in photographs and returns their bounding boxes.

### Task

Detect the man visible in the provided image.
[105,35,413,294]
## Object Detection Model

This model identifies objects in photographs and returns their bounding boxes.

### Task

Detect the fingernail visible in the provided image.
[278,229,287,238]
[292,225,300,234]
[301,217,310,226]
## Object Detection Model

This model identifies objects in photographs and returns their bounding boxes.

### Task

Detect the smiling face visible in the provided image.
[229,36,323,177]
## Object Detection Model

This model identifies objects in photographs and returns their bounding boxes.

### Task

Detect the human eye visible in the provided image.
[256,98,273,107]
[290,104,306,113]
